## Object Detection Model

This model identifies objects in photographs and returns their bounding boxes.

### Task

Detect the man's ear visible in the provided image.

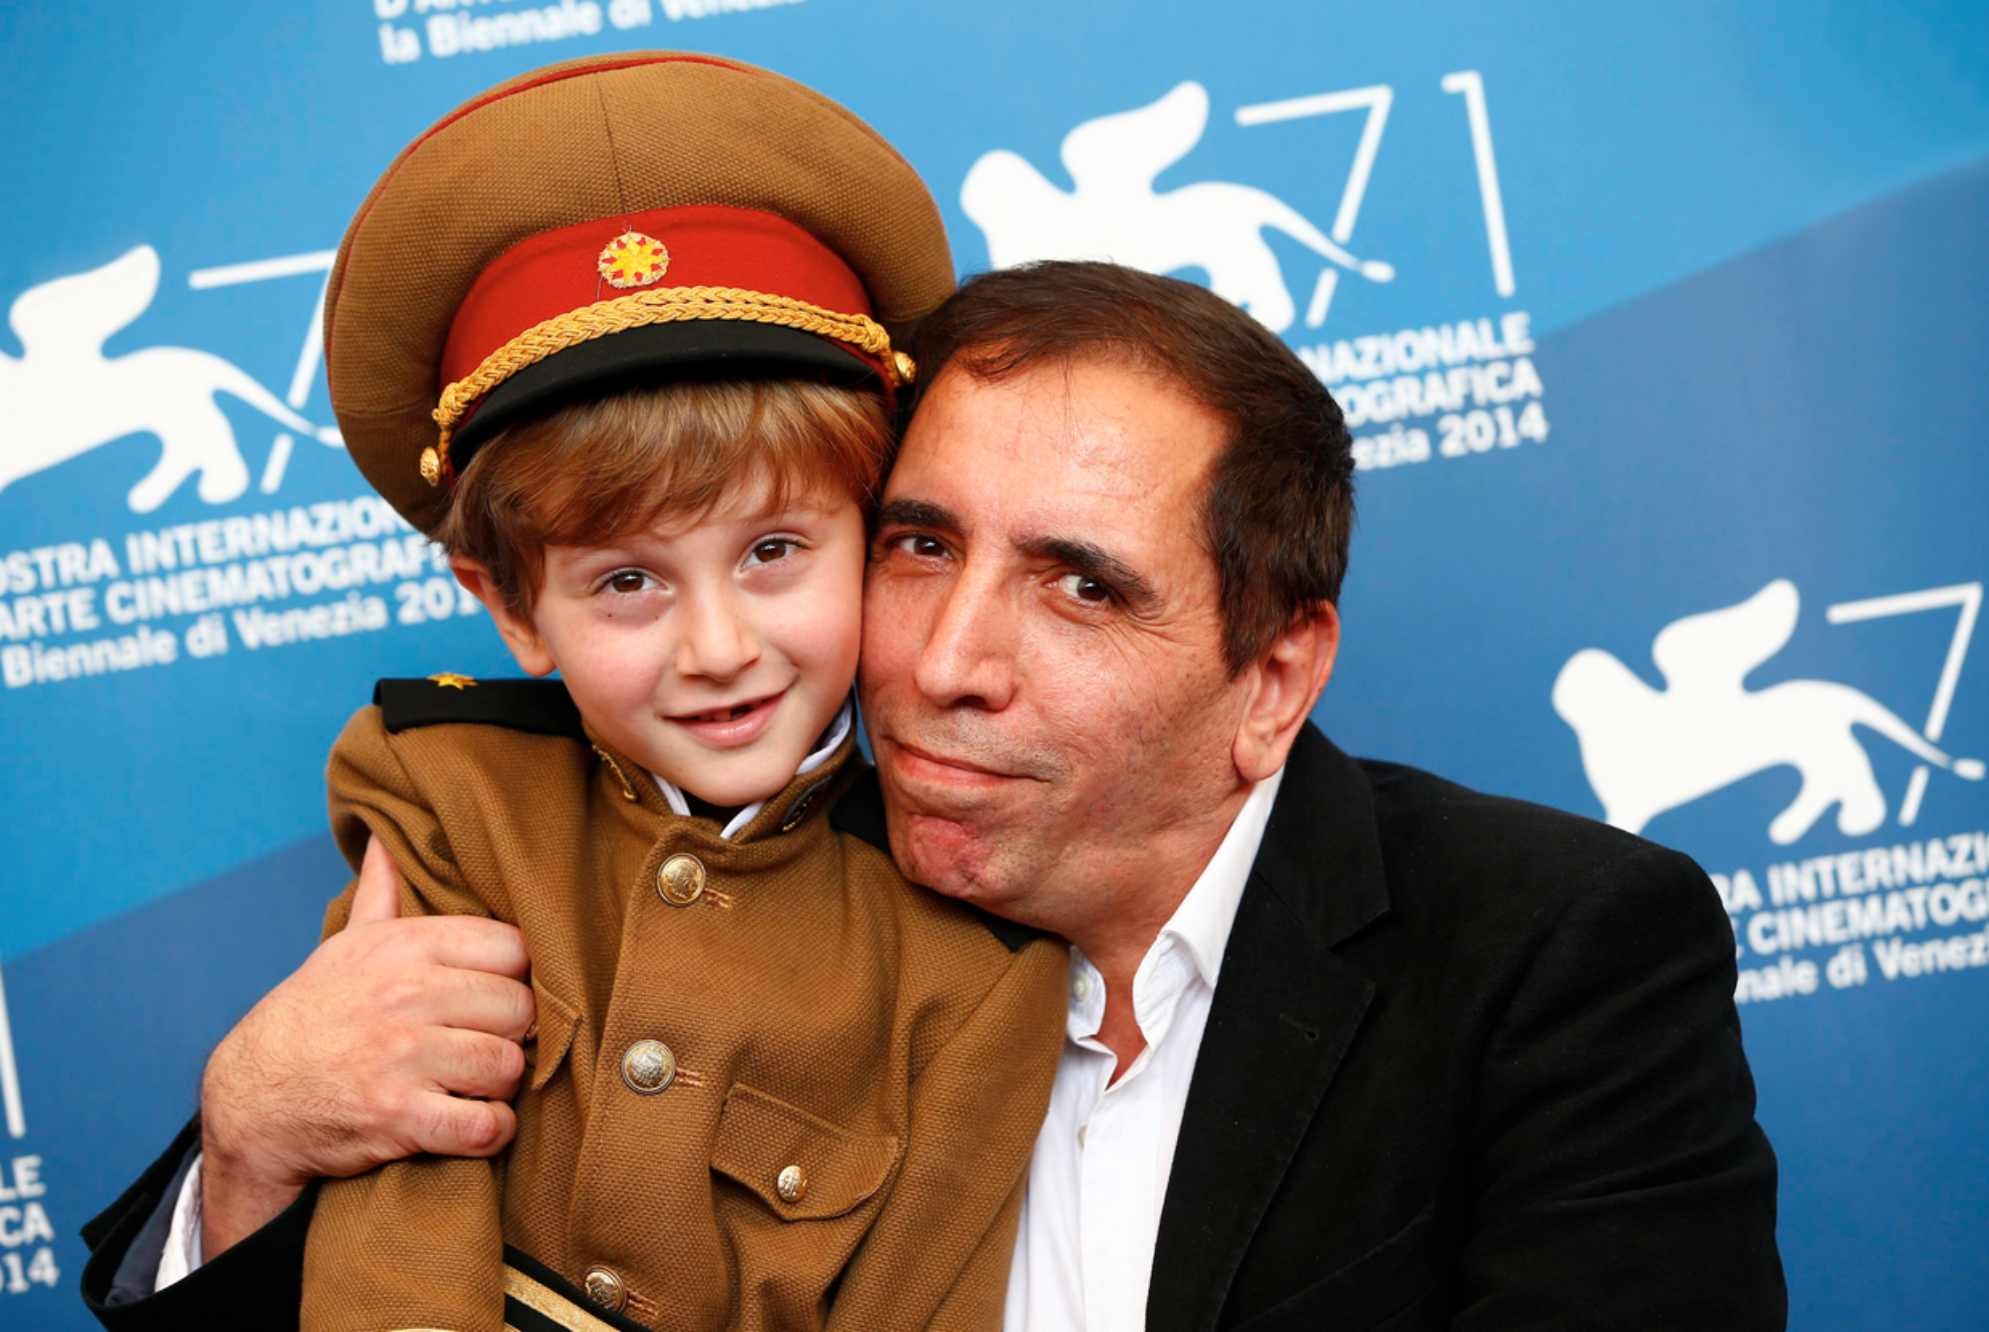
[450,556,556,677]
[1232,601,1340,783]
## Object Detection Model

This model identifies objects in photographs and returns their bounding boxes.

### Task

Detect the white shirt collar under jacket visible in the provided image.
[1005,764,1287,1332]
[649,698,854,839]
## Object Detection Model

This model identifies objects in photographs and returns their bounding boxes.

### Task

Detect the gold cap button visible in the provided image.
[657,853,706,906]
[621,1040,677,1094]
[776,1164,808,1203]
[582,1265,627,1312]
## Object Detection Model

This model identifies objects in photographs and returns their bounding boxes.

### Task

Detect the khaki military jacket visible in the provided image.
[298,679,1069,1332]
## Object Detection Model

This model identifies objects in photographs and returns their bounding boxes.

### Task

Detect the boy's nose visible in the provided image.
[676,593,761,683]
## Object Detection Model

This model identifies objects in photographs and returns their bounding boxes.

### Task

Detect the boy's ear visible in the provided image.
[450,556,556,677]
[1231,601,1339,784]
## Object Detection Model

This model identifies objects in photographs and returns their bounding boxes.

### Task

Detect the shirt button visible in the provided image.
[776,1164,809,1203]
[620,1039,677,1094]
[657,853,706,906]
[582,1265,627,1313]
[1070,972,1093,1003]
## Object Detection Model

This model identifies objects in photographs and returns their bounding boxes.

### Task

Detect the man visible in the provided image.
[84,260,1786,1330]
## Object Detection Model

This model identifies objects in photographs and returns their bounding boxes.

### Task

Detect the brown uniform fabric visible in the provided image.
[299,705,1068,1332]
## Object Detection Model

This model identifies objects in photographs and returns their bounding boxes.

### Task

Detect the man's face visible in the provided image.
[861,355,1253,935]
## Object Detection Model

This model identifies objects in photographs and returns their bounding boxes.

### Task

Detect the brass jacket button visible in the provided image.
[657,853,706,906]
[621,1040,677,1094]
[582,1265,627,1313]
[776,1164,808,1203]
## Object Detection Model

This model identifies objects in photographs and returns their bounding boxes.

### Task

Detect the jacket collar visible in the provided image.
[1247,721,1391,949]
[1146,722,1390,1332]
[649,699,854,839]
[583,706,861,847]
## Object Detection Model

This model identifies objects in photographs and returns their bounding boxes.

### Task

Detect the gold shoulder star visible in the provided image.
[428,672,478,690]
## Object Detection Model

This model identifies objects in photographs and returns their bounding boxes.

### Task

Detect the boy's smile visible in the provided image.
[459,475,866,808]
[667,690,786,746]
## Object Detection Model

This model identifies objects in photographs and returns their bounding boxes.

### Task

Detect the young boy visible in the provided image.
[297,53,1069,1332]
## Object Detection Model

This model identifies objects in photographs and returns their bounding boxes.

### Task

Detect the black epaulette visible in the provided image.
[830,765,1044,954]
[373,676,587,740]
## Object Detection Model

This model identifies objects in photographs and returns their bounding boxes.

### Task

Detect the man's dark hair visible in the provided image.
[899,260,1355,675]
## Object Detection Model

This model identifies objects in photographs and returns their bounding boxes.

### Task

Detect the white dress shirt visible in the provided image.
[152,702,854,1290]
[1003,765,1285,1332]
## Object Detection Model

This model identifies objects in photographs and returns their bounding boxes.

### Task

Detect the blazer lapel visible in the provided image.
[1145,725,1390,1332]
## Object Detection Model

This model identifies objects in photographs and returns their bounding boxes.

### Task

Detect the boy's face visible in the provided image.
[463,474,866,807]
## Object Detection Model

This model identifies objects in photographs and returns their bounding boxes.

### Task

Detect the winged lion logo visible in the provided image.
[0,245,339,513]
[1554,579,1984,845]
[961,81,1394,334]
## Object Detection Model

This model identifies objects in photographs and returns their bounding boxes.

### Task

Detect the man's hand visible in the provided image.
[198,837,534,1257]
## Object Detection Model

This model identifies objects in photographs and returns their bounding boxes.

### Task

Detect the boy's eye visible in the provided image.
[604,569,653,594]
[1054,572,1113,605]
[747,538,798,565]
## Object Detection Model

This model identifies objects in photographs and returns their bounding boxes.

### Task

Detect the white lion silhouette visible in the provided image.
[961,82,1394,334]
[0,245,339,513]
[1554,579,1984,845]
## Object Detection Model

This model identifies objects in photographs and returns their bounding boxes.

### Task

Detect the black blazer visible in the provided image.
[82,725,1785,1330]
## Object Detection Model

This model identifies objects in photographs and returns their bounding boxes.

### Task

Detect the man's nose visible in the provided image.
[913,562,1018,711]
[676,589,760,682]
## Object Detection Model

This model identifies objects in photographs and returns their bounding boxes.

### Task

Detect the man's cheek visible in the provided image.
[860,579,931,681]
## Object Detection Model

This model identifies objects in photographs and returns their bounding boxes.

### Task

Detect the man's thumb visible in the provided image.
[350,835,403,924]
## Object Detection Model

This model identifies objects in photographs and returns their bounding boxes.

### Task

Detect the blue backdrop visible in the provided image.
[3,2,1986,1326]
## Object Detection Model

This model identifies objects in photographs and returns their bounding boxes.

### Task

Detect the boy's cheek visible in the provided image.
[784,561,867,668]
[553,636,667,722]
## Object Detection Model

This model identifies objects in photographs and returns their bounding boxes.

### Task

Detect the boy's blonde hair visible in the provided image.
[439,377,891,615]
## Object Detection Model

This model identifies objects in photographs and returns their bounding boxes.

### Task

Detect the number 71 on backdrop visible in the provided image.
[1235,70,1517,326]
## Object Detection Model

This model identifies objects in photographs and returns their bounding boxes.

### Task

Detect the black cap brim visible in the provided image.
[452,320,881,468]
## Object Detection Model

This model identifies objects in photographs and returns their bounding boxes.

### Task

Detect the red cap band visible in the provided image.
[440,204,882,391]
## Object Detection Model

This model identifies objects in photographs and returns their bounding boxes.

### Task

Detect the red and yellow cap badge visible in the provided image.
[597,231,670,289]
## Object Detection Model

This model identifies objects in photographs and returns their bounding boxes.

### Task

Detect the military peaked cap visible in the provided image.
[324,51,956,534]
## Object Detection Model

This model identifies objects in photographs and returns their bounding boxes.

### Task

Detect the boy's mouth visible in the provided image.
[682,699,765,724]
[667,691,785,746]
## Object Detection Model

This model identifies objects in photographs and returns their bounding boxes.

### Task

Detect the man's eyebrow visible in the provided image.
[874,498,962,533]
[1019,535,1159,610]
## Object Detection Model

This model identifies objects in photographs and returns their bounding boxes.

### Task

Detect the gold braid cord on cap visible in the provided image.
[425,285,909,485]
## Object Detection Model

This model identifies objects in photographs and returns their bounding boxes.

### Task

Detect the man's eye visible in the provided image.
[747,538,797,565]
[604,569,653,594]
[894,534,948,559]
[1056,572,1113,605]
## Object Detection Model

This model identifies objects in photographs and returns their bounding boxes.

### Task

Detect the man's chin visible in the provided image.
[876,754,1057,921]
[878,803,1024,912]
[891,807,990,887]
